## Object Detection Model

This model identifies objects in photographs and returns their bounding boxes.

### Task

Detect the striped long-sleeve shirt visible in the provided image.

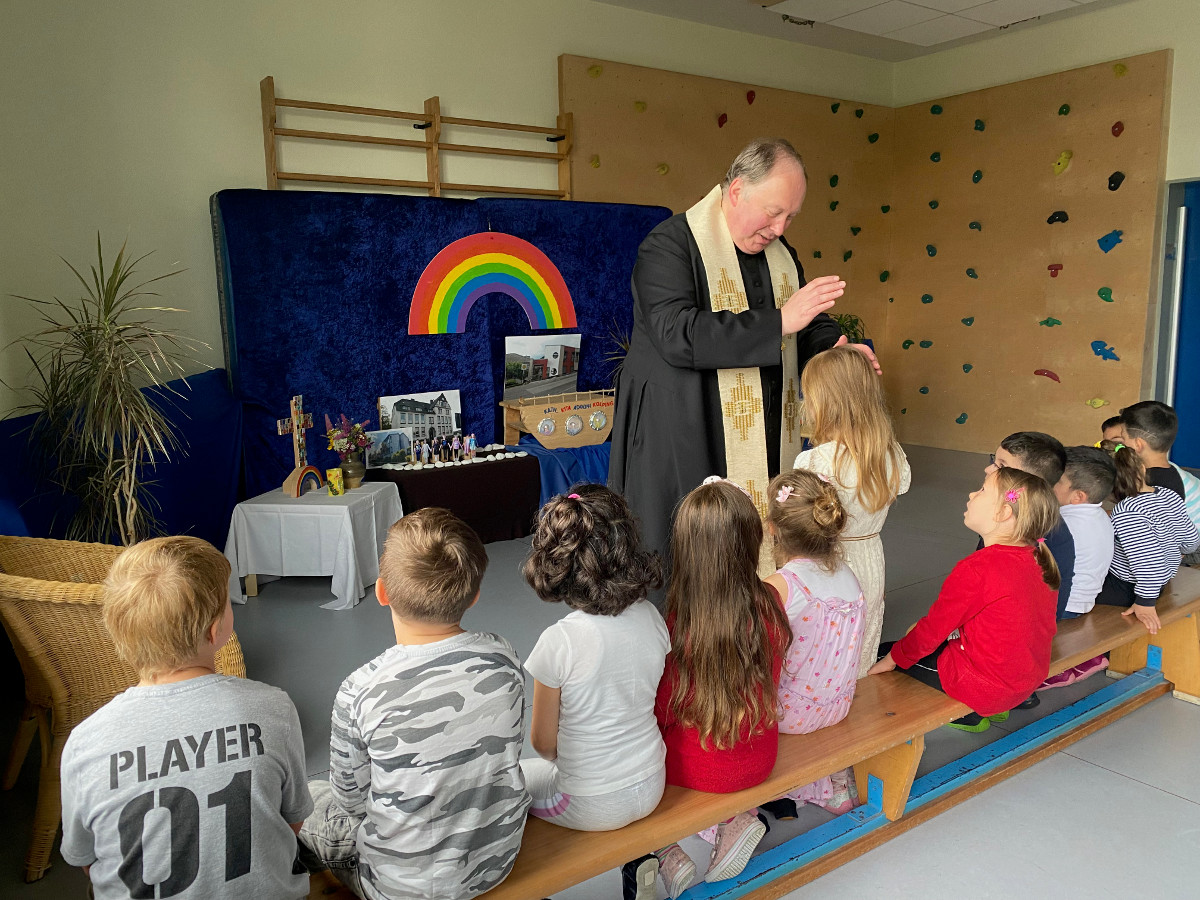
[1110,488,1200,604]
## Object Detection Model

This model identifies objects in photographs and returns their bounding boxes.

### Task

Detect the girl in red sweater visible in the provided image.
[646,477,792,897]
[868,467,1060,731]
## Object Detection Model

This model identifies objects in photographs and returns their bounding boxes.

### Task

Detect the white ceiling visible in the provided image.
[593,0,1136,60]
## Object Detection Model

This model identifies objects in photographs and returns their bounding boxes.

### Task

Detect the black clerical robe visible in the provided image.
[610,212,841,562]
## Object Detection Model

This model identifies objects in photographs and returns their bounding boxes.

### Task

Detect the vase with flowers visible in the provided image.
[326,414,373,489]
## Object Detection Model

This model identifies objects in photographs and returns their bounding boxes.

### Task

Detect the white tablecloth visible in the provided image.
[223,482,403,610]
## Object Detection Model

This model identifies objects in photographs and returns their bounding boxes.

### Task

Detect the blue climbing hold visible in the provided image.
[1091,340,1120,361]
[1097,230,1124,253]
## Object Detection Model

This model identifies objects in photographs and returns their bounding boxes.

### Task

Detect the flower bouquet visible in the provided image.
[325,414,373,460]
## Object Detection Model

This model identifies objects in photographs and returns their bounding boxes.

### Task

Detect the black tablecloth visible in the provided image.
[364,454,540,543]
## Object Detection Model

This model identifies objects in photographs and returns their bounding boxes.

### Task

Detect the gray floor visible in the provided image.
[3,445,1199,897]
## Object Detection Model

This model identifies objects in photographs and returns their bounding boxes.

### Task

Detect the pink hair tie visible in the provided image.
[1036,537,1046,544]
[567,493,581,500]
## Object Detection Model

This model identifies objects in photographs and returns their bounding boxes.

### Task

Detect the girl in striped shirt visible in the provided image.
[1096,441,1199,634]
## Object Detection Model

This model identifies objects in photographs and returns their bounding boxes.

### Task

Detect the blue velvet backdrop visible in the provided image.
[212,190,672,500]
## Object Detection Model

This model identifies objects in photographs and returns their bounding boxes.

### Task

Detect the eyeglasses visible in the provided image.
[988,454,1006,469]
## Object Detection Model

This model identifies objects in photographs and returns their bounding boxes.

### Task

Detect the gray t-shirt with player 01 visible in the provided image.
[61,674,313,900]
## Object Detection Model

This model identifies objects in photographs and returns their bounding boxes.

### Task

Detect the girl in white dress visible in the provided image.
[795,346,910,677]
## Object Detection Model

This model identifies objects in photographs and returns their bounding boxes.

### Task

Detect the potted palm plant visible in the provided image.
[8,236,206,544]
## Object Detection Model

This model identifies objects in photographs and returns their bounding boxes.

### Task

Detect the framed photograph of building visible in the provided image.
[378,390,462,439]
[503,334,582,402]
[364,429,411,467]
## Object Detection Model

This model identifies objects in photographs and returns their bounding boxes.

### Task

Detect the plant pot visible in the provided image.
[341,452,366,490]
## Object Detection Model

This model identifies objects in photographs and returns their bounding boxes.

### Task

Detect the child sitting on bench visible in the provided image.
[869,468,1060,732]
[1095,441,1199,634]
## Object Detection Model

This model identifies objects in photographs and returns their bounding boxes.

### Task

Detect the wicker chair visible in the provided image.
[0,535,247,882]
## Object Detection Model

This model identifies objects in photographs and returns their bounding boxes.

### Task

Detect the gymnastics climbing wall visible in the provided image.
[559,55,897,352]
[560,51,1171,453]
[883,51,1171,452]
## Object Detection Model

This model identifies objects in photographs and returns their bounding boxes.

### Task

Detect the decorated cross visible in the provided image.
[277,395,313,469]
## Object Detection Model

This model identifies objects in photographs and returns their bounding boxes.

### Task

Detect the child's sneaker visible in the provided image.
[620,854,658,900]
[759,798,798,820]
[656,843,696,899]
[1041,654,1109,690]
[819,768,861,814]
[946,711,990,733]
[704,812,766,882]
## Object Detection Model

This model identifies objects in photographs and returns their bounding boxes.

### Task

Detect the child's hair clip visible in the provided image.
[1036,537,1046,544]
[702,475,751,499]
[1004,488,1024,503]
[776,485,795,504]
[816,473,835,485]
[1114,443,1126,452]
[567,493,581,500]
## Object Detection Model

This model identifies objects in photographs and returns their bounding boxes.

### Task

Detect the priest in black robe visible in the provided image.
[610,139,878,564]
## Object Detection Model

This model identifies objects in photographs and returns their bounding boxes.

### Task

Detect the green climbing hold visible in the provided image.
[830,174,839,188]
[831,102,841,113]
[974,119,986,132]
[963,364,973,373]
[966,268,978,279]
[813,250,822,259]
[868,132,879,143]
[972,170,983,183]
[881,205,891,214]
[930,152,942,162]
[919,386,930,395]
[855,108,864,118]
[843,250,853,262]
[901,408,907,415]
[961,317,974,326]
[888,297,894,303]
[879,270,890,282]
[829,200,839,211]
[921,294,933,304]
[1098,287,1114,302]
[956,413,968,424]
[926,244,937,257]
[969,221,982,231]
[1039,317,1062,327]
[850,226,861,236]
[919,340,933,348]
[902,340,914,349]
[1058,103,1070,116]
[929,200,939,210]
[931,104,943,115]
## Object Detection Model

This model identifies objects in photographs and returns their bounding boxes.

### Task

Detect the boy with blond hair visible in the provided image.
[61,536,312,899]
[299,508,530,900]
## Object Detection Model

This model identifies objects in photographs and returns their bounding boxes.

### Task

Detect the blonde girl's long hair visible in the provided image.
[667,480,793,750]
[766,469,847,572]
[801,345,903,513]
[993,468,1061,591]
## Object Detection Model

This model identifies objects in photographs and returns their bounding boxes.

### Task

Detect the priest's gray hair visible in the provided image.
[721,138,807,191]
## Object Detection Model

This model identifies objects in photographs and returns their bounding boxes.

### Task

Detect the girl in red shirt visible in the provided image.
[647,477,792,897]
[868,467,1060,731]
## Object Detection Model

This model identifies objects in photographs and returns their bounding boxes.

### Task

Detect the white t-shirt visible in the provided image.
[1060,503,1115,614]
[524,600,669,796]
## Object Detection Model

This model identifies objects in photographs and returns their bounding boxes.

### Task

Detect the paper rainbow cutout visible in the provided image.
[409,232,576,334]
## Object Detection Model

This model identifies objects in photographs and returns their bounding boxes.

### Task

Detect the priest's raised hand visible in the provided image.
[780,274,845,335]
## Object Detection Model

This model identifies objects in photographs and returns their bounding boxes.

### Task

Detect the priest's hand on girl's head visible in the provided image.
[781,275,844,336]
[833,335,883,375]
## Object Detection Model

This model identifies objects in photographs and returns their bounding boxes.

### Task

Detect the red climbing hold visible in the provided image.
[1034,369,1061,383]
[746,90,756,105]
[1112,121,1124,137]
[1048,264,1063,278]
[717,113,728,128]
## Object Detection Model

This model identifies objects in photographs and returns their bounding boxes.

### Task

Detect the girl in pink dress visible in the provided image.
[763,468,866,816]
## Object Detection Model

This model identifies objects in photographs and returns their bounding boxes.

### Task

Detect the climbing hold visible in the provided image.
[830,200,839,211]
[1086,397,1111,409]
[930,152,942,162]
[1098,287,1114,303]
[1109,171,1126,191]
[1091,340,1120,361]
[746,90,756,105]
[1039,317,1063,327]
[850,226,861,236]
[919,340,933,348]
[1097,230,1124,253]
[961,317,974,326]
[901,408,908,415]
[1054,150,1073,174]
[1034,369,1061,383]
[881,205,891,214]
[717,113,728,128]
[929,200,939,209]
[831,102,841,113]
[868,132,880,143]
[888,297,894,303]
[813,251,822,259]
[931,104,943,115]
[829,175,840,189]
[926,244,937,257]
[843,250,853,262]
[972,170,983,183]
[963,364,974,373]
[956,413,968,424]
[1112,121,1125,137]
[656,163,670,176]
[966,268,978,279]
[921,294,933,304]
[974,119,986,132]
[587,65,603,77]
[855,108,864,118]
[919,386,930,395]
[1114,63,1128,77]
[879,271,890,282]
[1048,264,1064,278]
[633,101,647,113]
[589,155,601,169]
[902,340,914,349]
[1047,210,1069,224]
[1058,104,1071,116]
[969,221,982,231]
